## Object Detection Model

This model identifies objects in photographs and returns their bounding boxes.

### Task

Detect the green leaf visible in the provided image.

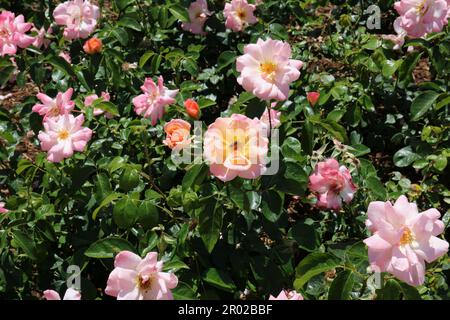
[310,118,348,143]
[168,4,189,22]
[85,237,135,259]
[92,192,122,220]
[182,164,208,192]
[92,101,120,116]
[119,168,140,192]
[291,222,319,252]
[139,51,155,68]
[118,17,142,31]
[0,66,15,87]
[114,0,134,10]
[113,197,137,229]
[377,279,421,300]
[47,56,76,77]
[202,268,236,292]
[398,52,422,89]
[294,253,340,289]
[281,137,302,162]
[393,146,420,168]
[137,200,159,228]
[217,51,236,72]
[366,176,387,200]
[261,190,283,222]
[198,200,223,253]
[12,230,38,261]
[328,270,354,300]
[112,27,129,46]
[410,91,440,121]
[94,173,112,203]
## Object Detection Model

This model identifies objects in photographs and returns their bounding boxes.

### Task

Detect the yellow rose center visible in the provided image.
[237,9,247,20]
[260,61,277,82]
[137,275,153,291]
[416,0,429,16]
[399,227,415,246]
[57,129,70,140]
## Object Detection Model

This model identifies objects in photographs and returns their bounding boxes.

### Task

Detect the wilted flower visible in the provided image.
[308,159,357,210]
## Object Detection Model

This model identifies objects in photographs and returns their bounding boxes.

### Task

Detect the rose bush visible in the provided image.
[0,0,449,300]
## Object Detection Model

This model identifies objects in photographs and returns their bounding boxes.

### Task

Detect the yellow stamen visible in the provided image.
[57,129,70,140]
[399,228,414,246]
[260,61,277,82]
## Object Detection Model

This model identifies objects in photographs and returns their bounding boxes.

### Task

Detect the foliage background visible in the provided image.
[0,0,449,300]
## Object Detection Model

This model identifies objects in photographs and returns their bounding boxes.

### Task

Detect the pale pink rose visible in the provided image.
[308,159,357,210]
[382,17,407,50]
[132,76,178,126]
[364,195,449,287]
[32,88,75,120]
[43,288,81,300]
[163,119,191,150]
[0,11,35,56]
[105,251,178,300]
[224,0,258,32]
[259,107,281,134]
[59,51,72,63]
[0,202,8,214]
[237,38,303,101]
[84,91,113,118]
[394,0,449,38]
[53,0,100,40]
[181,0,211,35]
[38,114,93,163]
[32,26,52,48]
[269,290,303,300]
[203,114,269,182]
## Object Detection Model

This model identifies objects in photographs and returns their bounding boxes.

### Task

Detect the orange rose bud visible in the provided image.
[184,98,200,119]
[83,37,102,55]
[307,92,320,107]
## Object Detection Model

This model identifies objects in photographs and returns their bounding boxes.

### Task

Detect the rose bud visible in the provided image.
[307,92,320,107]
[83,37,102,55]
[184,98,200,120]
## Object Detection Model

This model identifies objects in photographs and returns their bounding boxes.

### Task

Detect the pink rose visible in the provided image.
[105,251,178,300]
[84,91,113,118]
[394,0,449,38]
[269,290,303,300]
[0,202,8,214]
[364,195,449,286]
[203,114,269,182]
[43,288,81,300]
[0,11,35,56]
[181,0,211,35]
[224,0,258,32]
[32,88,75,120]
[308,159,357,210]
[32,26,52,49]
[38,114,93,163]
[382,17,407,50]
[132,76,178,126]
[237,38,303,101]
[59,51,72,63]
[163,119,192,150]
[53,0,100,40]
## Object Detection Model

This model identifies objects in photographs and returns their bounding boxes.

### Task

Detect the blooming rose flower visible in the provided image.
[181,0,211,35]
[84,91,113,118]
[0,202,8,213]
[105,251,178,300]
[269,290,303,300]
[32,88,75,120]
[53,0,100,40]
[43,288,81,300]
[59,51,72,63]
[308,159,357,210]
[83,37,102,54]
[306,91,320,106]
[203,114,269,182]
[32,26,52,49]
[224,0,258,32]
[184,98,200,119]
[163,119,191,150]
[132,76,178,126]
[394,0,449,38]
[236,38,303,101]
[38,114,93,163]
[364,195,449,286]
[0,11,35,56]
[259,107,281,134]
[382,18,407,50]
